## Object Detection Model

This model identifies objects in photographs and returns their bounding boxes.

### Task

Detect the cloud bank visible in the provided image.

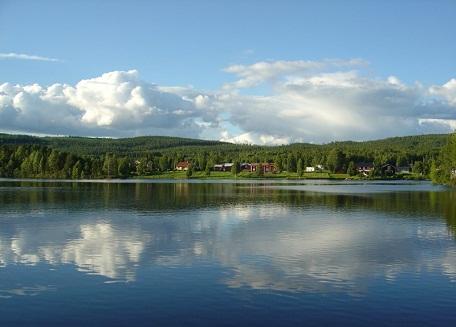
[1,59,456,144]
[0,70,217,138]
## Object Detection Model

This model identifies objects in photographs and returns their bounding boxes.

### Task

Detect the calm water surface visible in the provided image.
[1,179,456,326]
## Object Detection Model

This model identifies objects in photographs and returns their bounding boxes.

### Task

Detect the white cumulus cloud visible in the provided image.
[1,59,456,143]
[0,70,218,138]
[222,58,367,90]
[217,60,456,143]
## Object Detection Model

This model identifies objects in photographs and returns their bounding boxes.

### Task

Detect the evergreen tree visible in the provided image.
[159,156,169,171]
[48,149,61,175]
[256,164,264,177]
[231,161,239,176]
[327,148,345,173]
[347,161,357,176]
[186,165,193,178]
[39,156,46,176]
[286,154,297,172]
[412,161,424,175]
[118,157,130,178]
[274,155,283,172]
[103,154,118,178]
[297,158,303,177]
[72,161,82,179]
[205,162,211,176]
[136,158,147,176]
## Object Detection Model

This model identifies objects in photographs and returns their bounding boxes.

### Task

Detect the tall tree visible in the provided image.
[347,161,357,176]
[72,160,82,179]
[231,161,240,176]
[326,148,345,173]
[159,156,169,171]
[186,164,193,178]
[117,157,130,178]
[297,158,303,177]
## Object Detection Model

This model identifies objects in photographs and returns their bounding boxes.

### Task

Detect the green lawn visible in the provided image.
[136,171,352,180]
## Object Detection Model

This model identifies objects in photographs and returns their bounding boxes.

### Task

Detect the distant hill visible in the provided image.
[0,132,449,157]
[320,134,449,154]
[0,134,227,156]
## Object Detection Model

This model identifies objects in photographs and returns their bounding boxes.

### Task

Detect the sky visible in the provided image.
[1,0,456,144]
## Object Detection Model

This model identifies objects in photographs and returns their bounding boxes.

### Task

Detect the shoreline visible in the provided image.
[0,171,428,183]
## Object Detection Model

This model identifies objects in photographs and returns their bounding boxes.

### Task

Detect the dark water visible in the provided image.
[1,179,456,326]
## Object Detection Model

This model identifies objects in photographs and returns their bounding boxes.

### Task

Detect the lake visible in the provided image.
[1,179,456,326]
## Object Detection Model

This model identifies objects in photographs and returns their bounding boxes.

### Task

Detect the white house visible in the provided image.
[398,166,411,174]
[306,165,323,172]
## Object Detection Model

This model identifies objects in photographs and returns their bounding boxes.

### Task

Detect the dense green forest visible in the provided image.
[431,133,456,185]
[0,133,452,179]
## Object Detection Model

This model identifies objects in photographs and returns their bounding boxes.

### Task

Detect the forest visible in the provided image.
[0,132,454,181]
[430,133,456,185]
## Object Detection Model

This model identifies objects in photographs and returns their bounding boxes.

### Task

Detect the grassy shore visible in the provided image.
[136,171,353,180]
[135,171,428,180]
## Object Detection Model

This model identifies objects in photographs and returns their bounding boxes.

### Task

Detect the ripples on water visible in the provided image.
[0,179,456,326]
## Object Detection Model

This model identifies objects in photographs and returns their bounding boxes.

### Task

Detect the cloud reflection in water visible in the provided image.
[0,181,456,295]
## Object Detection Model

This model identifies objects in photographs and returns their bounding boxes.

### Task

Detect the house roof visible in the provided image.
[356,162,374,168]
[176,161,189,167]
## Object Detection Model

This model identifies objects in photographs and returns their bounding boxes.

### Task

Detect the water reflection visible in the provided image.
[0,285,55,299]
[0,180,456,295]
[0,221,149,281]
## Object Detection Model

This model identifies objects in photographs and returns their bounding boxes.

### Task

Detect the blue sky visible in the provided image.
[1,0,456,143]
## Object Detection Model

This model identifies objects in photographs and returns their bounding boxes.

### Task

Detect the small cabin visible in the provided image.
[305,167,315,172]
[213,163,234,172]
[223,163,234,171]
[381,164,396,175]
[213,164,224,171]
[263,163,277,173]
[356,162,374,176]
[176,161,190,171]
[240,163,252,171]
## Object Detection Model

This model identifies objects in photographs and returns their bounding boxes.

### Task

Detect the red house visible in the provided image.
[249,163,277,173]
[176,161,190,171]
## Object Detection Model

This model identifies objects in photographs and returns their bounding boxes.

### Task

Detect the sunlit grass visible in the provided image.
[136,171,352,179]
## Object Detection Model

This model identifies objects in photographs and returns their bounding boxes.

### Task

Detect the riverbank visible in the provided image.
[0,171,427,181]
[135,171,426,180]
[135,171,347,179]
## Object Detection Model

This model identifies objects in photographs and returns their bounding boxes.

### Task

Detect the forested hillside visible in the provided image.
[0,134,225,156]
[432,133,456,185]
[0,133,450,179]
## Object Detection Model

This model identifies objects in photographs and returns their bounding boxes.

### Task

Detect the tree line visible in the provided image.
[0,145,133,179]
[0,134,446,179]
